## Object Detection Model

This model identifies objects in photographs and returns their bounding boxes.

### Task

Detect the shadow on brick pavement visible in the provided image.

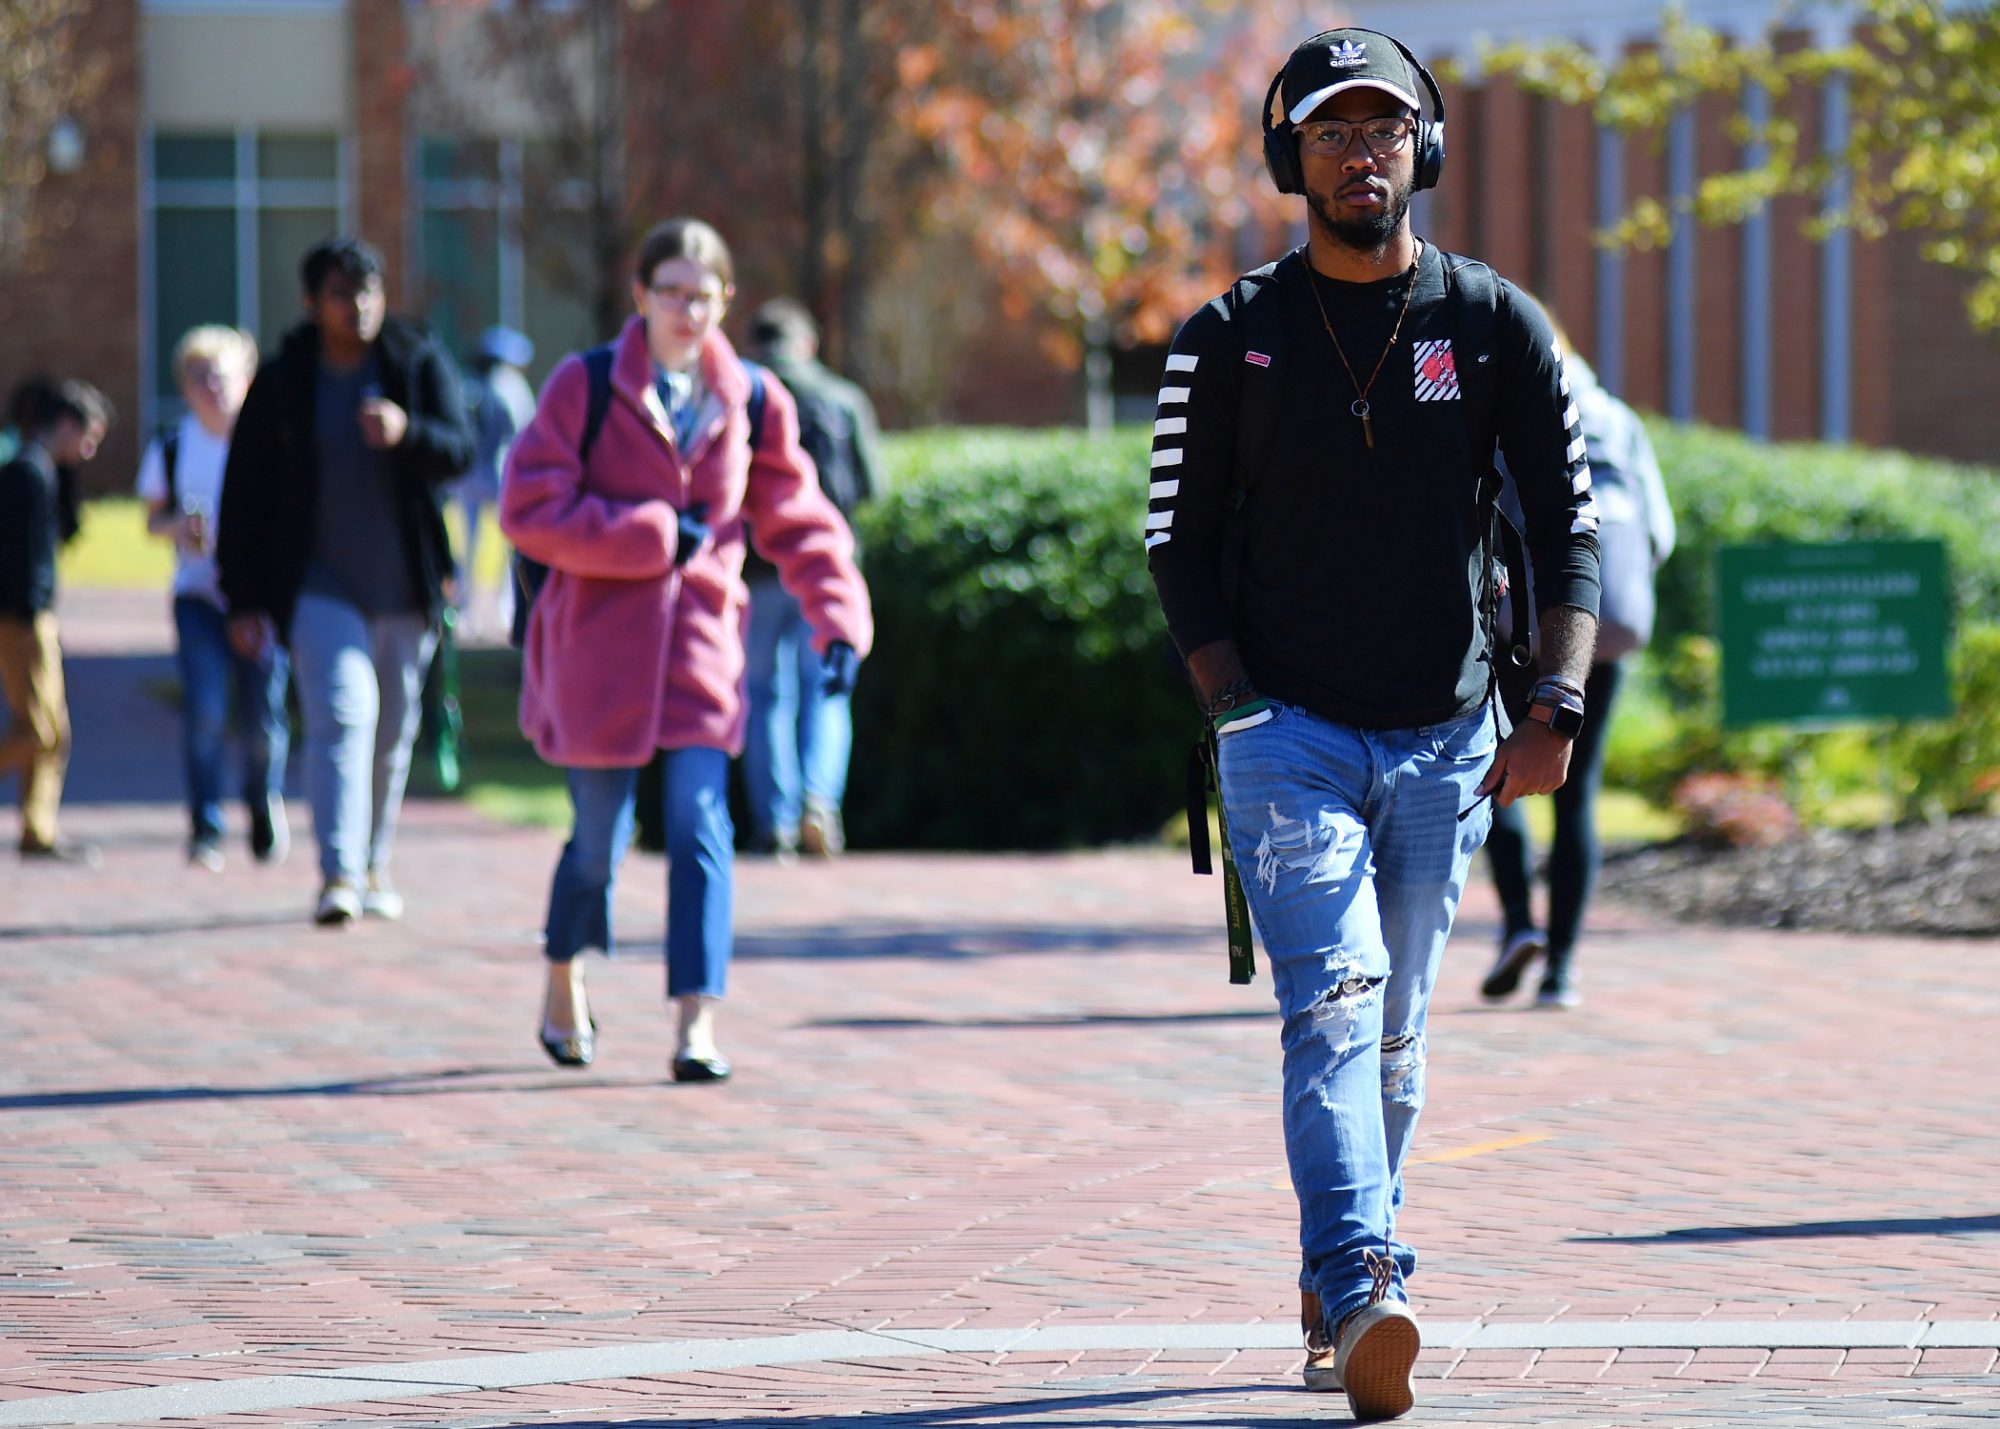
[1,590,1996,1426]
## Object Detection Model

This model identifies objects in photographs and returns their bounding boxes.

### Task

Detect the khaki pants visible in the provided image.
[0,613,69,850]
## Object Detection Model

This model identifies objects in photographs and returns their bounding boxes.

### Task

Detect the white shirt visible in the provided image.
[135,415,232,606]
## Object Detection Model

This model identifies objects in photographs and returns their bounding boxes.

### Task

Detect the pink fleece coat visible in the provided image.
[500,318,873,768]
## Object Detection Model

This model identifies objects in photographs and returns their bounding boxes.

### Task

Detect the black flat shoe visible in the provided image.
[671,1052,731,1083]
[539,1015,597,1069]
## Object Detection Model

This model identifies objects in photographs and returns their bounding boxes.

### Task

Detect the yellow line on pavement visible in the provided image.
[1410,1132,1552,1165]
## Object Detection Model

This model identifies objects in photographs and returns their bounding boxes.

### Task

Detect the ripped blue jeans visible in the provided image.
[1216,698,1496,1338]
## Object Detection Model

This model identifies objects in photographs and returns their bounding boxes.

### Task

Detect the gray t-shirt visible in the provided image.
[301,356,421,616]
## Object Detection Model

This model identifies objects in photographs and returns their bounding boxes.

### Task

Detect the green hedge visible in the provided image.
[1647,420,2000,646]
[845,422,2000,849]
[846,428,1193,850]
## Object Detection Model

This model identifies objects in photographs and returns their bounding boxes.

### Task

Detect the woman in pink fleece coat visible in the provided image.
[500,218,873,1082]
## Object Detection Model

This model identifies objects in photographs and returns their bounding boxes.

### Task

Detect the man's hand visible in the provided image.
[1475,720,1573,808]
[359,395,409,449]
[228,613,274,662]
[173,511,209,557]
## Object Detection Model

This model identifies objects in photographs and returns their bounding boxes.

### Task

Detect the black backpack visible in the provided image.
[1185,252,1534,983]
[509,348,769,648]
[787,377,868,517]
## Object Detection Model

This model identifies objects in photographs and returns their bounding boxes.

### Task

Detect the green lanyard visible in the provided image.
[1187,728,1257,985]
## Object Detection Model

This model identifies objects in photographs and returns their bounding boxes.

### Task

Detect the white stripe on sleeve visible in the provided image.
[1164,354,1199,373]
[1145,532,1171,551]
[1567,435,1587,464]
[1158,386,1191,405]
[1154,416,1187,437]
[1151,448,1184,469]
[1146,511,1174,532]
[1149,479,1180,500]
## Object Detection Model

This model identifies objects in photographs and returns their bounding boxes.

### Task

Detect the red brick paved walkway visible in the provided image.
[0,591,1994,1425]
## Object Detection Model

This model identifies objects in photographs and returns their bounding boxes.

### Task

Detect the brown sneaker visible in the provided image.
[1331,1250,1419,1420]
[799,800,844,858]
[1300,1289,1341,1392]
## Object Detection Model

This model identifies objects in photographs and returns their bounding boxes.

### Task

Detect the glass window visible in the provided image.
[258,207,340,354]
[257,135,339,183]
[420,208,502,366]
[154,209,240,400]
[420,136,500,186]
[154,135,235,183]
[523,212,603,381]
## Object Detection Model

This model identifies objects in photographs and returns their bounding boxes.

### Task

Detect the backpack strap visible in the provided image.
[1441,252,1533,686]
[1217,260,1284,608]
[576,344,617,464]
[160,426,181,509]
[741,359,770,453]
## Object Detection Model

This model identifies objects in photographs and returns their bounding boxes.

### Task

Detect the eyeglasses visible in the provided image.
[646,283,725,313]
[1298,116,1416,158]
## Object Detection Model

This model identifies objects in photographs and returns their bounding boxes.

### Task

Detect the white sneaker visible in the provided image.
[362,870,404,921]
[315,878,362,926]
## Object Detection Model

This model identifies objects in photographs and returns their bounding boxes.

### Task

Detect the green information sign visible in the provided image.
[1716,540,1953,729]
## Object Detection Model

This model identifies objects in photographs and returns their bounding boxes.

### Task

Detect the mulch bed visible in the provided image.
[1598,814,2000,937]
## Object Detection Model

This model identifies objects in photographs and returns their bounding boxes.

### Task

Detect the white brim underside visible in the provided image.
[1288,79,1421,124]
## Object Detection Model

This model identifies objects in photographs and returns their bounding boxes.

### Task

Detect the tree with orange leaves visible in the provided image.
[894,0,1328,429]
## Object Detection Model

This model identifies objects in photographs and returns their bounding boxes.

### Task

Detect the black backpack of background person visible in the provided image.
[786,375,867,518]
[509,349,768,648]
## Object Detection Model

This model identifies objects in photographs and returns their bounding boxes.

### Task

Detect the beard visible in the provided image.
[1307,175,1414,259]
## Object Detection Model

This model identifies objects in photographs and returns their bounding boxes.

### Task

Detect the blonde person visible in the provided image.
[502,218,872,1080]
[139,326,291,871]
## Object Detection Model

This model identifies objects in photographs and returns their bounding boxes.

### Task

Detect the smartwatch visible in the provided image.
[1527,697,1586,740]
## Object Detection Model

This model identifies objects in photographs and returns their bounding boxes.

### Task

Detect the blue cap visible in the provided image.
[477,325,534,368]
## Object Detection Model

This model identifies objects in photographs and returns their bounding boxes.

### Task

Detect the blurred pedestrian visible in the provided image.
[742,298,880,860]
[502,218,872,1081]
[1,379,113,864]
[1,374,58,465]
[456,325,536,638]
[1480,333,1674,1009]
[139,325,291,872]
[217,236,474,927]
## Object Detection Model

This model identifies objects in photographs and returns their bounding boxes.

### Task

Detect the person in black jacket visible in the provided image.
[1,379,111,863]
[1146,30,1600,1420]
[217,237,473,926]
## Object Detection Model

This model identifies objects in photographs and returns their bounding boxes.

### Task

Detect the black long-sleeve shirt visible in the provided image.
[1146,243,1602,730]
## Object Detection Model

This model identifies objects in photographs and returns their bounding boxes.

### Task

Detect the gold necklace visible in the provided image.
[1306,252,1419,450]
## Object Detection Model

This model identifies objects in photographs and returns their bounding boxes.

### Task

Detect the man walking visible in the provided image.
[1146,29,1601,1420]
[742,299,879,859]
[0,379,112,864]
[218,237,473,926]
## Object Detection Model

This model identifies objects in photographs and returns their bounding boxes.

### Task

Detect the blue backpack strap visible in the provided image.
[577,344,617,464]
[741,358,770,453]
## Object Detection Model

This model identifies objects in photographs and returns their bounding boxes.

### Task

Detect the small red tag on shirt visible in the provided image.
[1245,351,1272,367]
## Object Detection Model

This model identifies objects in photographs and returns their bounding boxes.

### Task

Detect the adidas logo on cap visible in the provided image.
[1327,38,1367,68]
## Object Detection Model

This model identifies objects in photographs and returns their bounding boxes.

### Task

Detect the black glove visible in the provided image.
[821,640,860,696]
[673,501,710,567]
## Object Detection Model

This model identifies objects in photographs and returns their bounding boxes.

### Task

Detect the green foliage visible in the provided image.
[847,426,1193,849]
[1612,627,2000,826]
[1477,2,2000,331]
[1644,417,2000,649]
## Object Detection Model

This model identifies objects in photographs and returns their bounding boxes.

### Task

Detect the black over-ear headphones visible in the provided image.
[1261,31,1447,197]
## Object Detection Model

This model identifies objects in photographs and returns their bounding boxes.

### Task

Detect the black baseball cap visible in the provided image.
[1281,29,1423,124]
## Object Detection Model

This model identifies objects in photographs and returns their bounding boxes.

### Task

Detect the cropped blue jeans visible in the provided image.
[543,749,733,999]
[1215,698,1496,1338]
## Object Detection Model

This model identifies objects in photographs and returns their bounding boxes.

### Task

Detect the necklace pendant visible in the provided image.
[1351,398,1374,450]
